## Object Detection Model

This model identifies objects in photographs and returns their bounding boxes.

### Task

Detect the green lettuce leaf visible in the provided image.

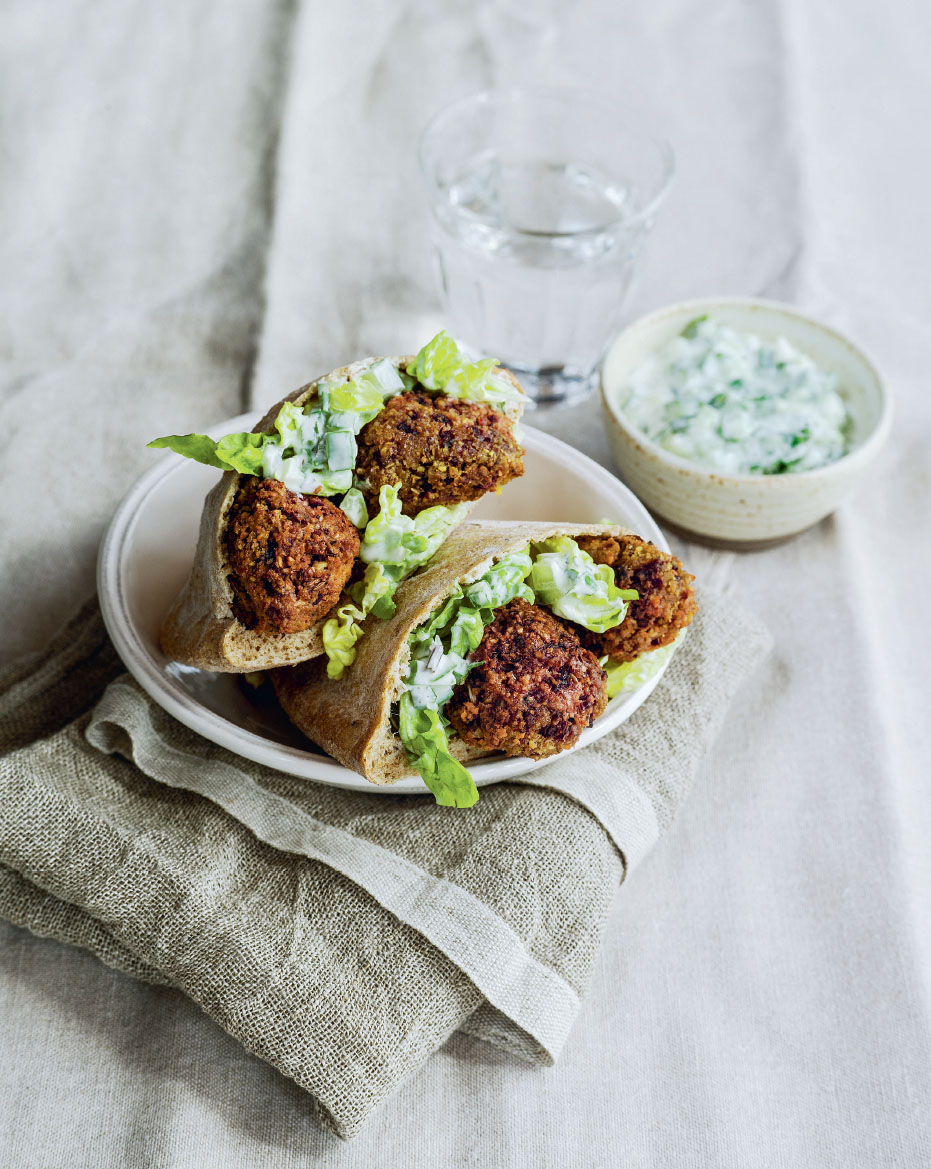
[357,484,415,565]
[409,588,466,653]
[320,603,366,679]
[321,488,468,679]
[406,331,461,389]
[272,399,318,450]
[405,636,471,709]
[406,331,522,405]
[215,432,268,475]
[406,548,533,668]
[397,693,479,807]
[348,560,396,617]
[447,606,485,657]
[338,487,369,529]
[146,432,266,472]
[602,632,684,699]
[463,549,534,612]
[360,485,469,571]
[321,562,395,679]
[327,375,388,420]
[396,547,536,805]
[445,360,522,404]
[530,537,637,633]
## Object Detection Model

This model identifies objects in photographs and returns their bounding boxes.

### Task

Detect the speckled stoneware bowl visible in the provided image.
[600,297,892,548]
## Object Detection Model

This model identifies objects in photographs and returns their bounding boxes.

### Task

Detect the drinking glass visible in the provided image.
[418,88,675,407]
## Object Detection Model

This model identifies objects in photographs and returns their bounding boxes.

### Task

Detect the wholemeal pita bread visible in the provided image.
[159,358,525,672]
[270,520,632,785]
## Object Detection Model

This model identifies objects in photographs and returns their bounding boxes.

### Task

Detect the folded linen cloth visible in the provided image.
[0,589,770,1138]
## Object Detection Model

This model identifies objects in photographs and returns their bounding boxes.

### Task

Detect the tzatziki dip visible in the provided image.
[619,316,851,475]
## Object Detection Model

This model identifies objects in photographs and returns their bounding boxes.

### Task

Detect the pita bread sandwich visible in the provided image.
[271,520,697,806]
[148,333,525,673]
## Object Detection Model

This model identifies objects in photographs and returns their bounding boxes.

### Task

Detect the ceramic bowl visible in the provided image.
[600,298,892,548]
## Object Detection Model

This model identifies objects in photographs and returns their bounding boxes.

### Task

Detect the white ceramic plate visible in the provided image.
[98,417,674,795]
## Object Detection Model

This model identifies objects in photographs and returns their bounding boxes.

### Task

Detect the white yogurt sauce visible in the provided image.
[620,317,851,475]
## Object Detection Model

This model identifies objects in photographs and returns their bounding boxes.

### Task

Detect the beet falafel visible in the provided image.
[572,533,697,662]
[225,477,360,636]
[445,598,607,759]
[355,390,523,517]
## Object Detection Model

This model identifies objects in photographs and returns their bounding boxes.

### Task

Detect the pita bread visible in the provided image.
[270,520,633,785]
[159,358,525,672]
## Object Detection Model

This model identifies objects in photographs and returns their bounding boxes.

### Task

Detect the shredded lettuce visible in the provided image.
[463,551,534,612]
[272,399,322,451]
[396,548,535,806]
[406,636,471,709]
[325,372,390,421]
[406,549,534,666]
[530,537,638,633]
[406,331,523,405]
[260,445,352,495]
[406,330,460,389]
[338,487,369,529]
[320,562,396,678]
[602,631,684,699]
[397,695,478,808]
[359,485,470,573]
[259,390,384,496]
[321,486,469,679]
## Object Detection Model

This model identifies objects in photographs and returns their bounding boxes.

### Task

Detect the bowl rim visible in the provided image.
[600,295,893,487]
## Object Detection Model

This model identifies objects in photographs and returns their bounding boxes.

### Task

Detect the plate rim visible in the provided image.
[98,417,674,795]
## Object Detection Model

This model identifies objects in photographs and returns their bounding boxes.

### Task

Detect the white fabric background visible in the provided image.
[1,0,929,1164]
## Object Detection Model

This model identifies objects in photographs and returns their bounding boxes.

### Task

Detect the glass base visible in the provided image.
[509,366,599,409]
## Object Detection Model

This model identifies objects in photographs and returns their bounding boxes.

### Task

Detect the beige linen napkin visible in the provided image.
[0,590,770,1138]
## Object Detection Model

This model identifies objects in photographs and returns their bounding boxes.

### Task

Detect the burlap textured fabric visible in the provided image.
[0,590,770,1138]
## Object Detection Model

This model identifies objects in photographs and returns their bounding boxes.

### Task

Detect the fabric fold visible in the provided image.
[0,590,771,1137]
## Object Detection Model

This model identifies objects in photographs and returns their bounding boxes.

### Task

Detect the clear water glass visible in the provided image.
[419,88,675,407]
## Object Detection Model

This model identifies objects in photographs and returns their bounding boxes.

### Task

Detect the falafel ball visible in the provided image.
[572,533,697,662]
[225,477,360,636]
[445,598,607,759]
[355,390,523,516]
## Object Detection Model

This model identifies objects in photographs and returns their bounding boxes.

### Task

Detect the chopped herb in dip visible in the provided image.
[620,317,852,475]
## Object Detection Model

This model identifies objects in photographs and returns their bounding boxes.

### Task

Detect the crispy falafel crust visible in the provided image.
[446,598,607,759]
[573,534,697,662]
[158,358,525,672]
[269,520,633,786]
[355,391,524,516]
[226,479,359,636]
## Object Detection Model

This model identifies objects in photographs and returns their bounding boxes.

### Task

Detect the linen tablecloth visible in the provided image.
[1,0,929,1164]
